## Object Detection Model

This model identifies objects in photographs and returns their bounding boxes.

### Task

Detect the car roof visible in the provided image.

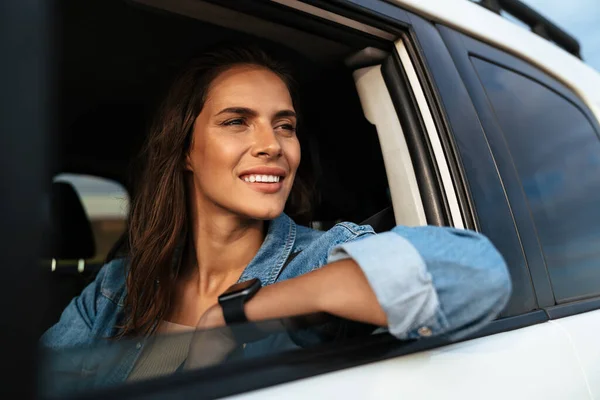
[392,0,600,123]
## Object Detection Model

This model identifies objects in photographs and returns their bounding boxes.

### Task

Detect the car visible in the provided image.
[2,0,599,398]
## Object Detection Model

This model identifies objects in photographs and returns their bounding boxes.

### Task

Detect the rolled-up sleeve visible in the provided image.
[327,226,512,341]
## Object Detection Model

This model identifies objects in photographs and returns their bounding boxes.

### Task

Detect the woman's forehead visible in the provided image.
[205,65,294,112]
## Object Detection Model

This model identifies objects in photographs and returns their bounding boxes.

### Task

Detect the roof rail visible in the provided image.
[474,0,582,59]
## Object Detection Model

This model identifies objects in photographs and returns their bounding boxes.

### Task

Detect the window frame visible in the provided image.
[32,1,556,399]
[437,25,600,316]
[407,15,538,318]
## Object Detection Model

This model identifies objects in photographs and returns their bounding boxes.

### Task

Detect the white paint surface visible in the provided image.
[552,309,600,399]
[228,322,591,399]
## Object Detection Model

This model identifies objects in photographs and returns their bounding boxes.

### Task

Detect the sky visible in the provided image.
[522,0,600,71]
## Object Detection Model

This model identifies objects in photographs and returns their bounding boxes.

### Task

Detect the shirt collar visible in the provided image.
[237,212,296,286]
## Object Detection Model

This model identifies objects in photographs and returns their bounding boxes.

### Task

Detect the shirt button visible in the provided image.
[136,342,142,350]
[417,326,432,337]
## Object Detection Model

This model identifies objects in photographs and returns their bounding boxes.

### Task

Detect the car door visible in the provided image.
[437,23,600,398]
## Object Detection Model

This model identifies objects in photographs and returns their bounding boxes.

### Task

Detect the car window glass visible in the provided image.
[53,173,129,264]
[38,314,378,398]
[472,57,600,302]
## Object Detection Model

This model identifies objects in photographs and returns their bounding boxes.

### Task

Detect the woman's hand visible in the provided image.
[196,304,226,330]
[185,305,233,371]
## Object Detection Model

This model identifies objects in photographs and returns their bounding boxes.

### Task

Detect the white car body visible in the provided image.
[232,312,598,399]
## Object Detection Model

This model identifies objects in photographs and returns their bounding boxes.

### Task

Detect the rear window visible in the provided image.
[472,57,600,302]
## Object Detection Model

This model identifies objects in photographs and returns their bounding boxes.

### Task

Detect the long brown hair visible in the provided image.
[119,45,309,337]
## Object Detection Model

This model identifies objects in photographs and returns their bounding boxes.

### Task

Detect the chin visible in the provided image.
[242,204,285,221]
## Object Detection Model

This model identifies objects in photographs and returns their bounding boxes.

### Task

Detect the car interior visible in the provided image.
[40,0,399,335]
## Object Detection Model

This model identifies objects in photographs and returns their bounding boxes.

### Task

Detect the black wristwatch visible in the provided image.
[218,278,262,325]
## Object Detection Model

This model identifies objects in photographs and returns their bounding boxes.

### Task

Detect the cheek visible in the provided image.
[188,141,210,175]
[190,133,242,173]
[286,138,302,173]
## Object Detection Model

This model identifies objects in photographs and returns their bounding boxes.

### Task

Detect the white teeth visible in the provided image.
[242,174,281,183]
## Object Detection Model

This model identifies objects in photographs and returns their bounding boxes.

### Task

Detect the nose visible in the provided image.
[251,122,282,159]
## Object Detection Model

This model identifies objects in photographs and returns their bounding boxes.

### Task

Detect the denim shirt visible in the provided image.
[40,213,511,391]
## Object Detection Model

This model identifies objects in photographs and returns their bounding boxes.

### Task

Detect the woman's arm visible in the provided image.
[199,258,425,333]
[199,226,512,341]
[248,258,387,326]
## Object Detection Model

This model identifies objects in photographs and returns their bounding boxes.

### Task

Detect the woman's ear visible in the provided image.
[184,153,193,172]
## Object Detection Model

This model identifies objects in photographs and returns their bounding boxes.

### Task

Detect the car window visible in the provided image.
[38,314,374,398]
[472,57,600,302]
[53,173,129,264]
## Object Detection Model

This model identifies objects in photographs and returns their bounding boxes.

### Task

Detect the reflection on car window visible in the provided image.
[472,57,600,302]
[38,314,361,398]
[54,174,129,264]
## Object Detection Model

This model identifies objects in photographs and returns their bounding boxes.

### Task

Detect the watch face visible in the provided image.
[219,278,261,302]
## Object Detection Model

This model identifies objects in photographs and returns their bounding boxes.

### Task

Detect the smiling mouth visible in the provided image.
[240,174,282,183]
[239,173,285,194]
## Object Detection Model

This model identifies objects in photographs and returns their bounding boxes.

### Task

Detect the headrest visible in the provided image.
[41,181,96,260]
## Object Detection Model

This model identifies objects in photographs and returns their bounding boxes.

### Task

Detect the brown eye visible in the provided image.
[223,118,246,126]
[276,124,296,134]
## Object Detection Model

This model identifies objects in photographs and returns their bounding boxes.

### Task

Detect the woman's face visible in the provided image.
[186,65,301,221]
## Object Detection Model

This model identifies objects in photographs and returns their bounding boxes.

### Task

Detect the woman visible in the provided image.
[41,45,511,383]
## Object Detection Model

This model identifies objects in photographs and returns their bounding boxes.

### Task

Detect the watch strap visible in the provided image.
[221,295,249,325]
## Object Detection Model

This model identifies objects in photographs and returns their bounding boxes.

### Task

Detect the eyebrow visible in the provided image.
[273,110,297,119]
[215,107,297,119]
